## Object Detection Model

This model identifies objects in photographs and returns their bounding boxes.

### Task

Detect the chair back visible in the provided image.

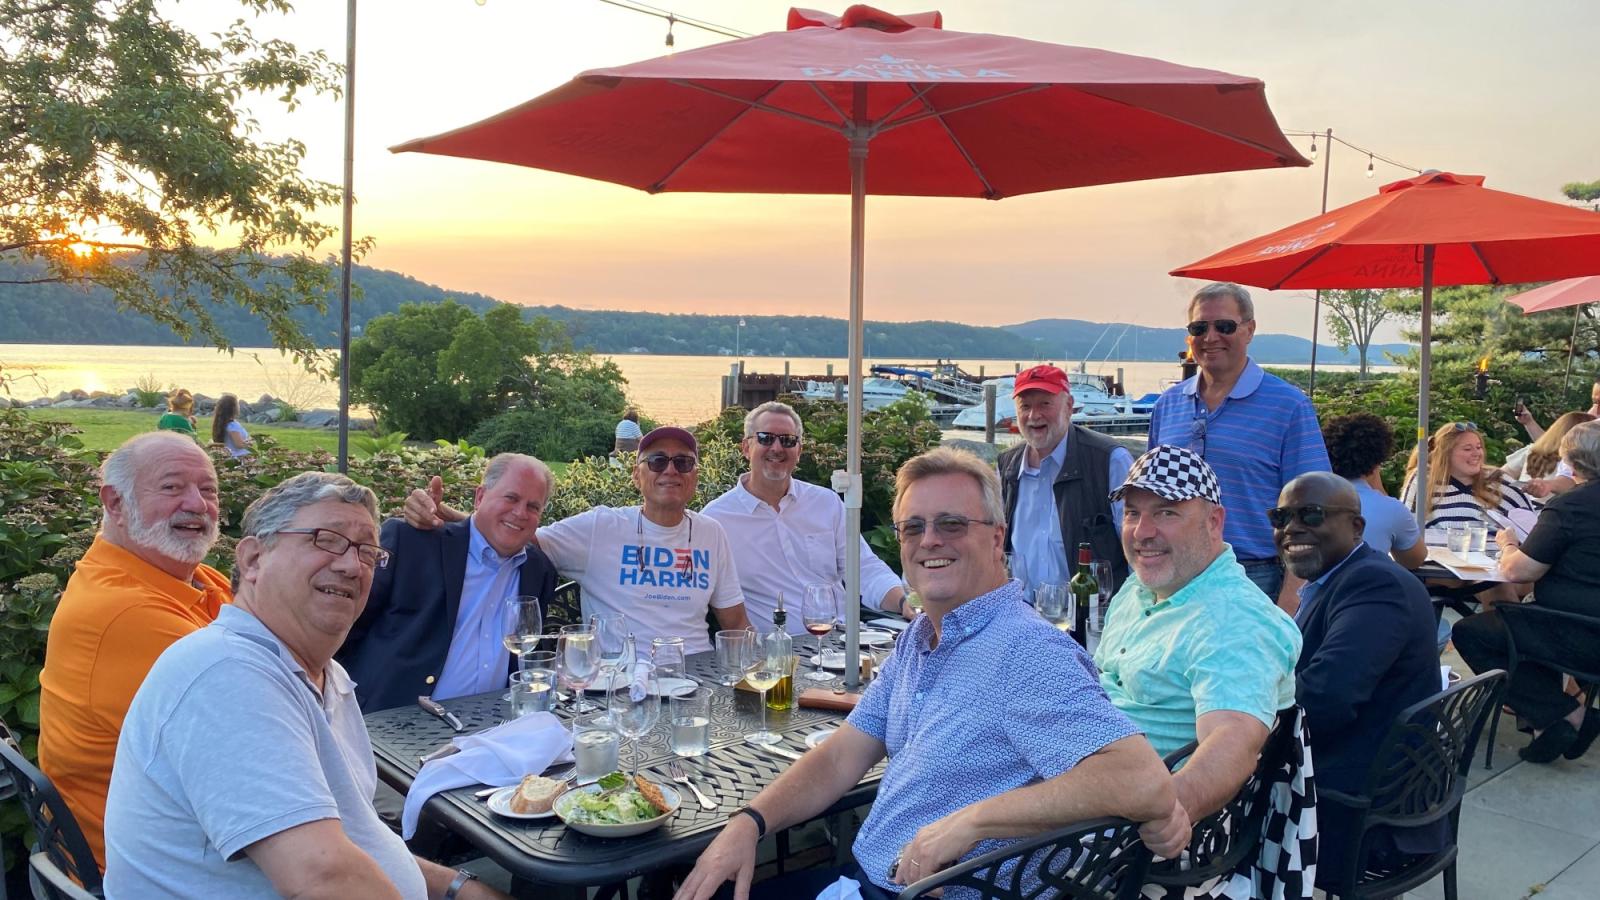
[29,852,99,900]
[0,724,102,896]
[1147,707,1299,888]
[899,816,1151,900]
[546,580,583,629]
[1360,670,1505,830]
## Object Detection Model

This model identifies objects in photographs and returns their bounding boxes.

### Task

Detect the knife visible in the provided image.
[758,743,804,762]
[417,695,466,732]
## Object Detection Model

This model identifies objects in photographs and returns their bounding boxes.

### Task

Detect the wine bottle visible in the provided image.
[766,594,796,711]
[1067,542,1097,649]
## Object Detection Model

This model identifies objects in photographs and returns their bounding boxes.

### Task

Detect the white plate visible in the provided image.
[486,785,560,820]
[857,629,894,647]
[805,728,835,749]
[585,673,698,697]
[809,650,848,671]
[553,781,681,838]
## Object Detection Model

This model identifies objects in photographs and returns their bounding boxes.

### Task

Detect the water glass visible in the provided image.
[668,684,711,757]
[1034,583,1069,631]
[1446,525,1471,554]
[1467,522,1488,554]
[509,668,556,717]
[651,636,687,682]
[572,710,620,783]
[714,629,753,687]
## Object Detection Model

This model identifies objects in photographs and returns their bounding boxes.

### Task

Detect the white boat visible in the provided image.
[950,372,1152,432]
[798,376,915,411]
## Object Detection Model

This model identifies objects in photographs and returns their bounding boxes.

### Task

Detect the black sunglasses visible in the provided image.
[1266,505,1359,528]
[275,527,391,569]
[642,453,698,474]
[752,431,800,448]
[892,514,997,543]
[1186,318,1247,337]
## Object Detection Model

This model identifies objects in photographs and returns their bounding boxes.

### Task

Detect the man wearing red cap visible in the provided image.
[997,365,1133,593]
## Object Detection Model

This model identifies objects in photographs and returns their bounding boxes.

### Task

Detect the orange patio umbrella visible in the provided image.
[1170,171,1600,527]
[1506,275,1600,393]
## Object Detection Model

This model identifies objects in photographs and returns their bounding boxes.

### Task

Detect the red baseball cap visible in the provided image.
[639,426,698,456]
[1013,365,1070,397]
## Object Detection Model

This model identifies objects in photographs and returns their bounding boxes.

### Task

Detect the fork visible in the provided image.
[666,759,716,811]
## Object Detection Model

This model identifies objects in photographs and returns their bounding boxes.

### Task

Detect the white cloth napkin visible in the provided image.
[815,876,865,900]
[400,711,573,838]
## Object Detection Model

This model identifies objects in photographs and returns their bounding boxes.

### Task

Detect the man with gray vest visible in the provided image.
[998,365,1133,593]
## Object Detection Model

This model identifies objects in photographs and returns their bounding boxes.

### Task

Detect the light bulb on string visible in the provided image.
[1308,137,1317,160]
[1366,154,1375,178]
[665,14,676,48]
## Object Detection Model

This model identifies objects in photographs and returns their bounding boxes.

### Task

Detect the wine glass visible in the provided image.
[714,629,753,687]
[592,612,630,689]
[650,636,687,685]
[611,661,661,778]
[1034,583,1070,632]
[801,582,837,682]
[1090,559,1114,633]
[557,624,600,713]
[501,596,543,671]
[743,639,782,746]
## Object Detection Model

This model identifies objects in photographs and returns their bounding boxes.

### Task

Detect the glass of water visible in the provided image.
[572,710,620,783]
[1467,522,1489,554]
[669,684,710,757]
[1446,525,1471,554]
[509,668,556,717]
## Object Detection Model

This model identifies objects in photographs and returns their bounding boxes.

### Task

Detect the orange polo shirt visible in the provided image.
[38,536,230,870]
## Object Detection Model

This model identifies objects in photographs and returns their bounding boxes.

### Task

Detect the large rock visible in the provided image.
[299,410,339,428]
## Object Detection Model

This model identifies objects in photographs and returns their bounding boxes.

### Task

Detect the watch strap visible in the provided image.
[443,868,478,900]
[732,805,768,839]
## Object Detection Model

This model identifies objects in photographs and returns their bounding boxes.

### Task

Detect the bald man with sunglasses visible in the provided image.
[702,401,908,636]
[405,427,750,653]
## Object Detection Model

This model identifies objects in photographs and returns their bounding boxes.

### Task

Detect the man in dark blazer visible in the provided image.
[338,454,557,712]
[1275,471,1443,881]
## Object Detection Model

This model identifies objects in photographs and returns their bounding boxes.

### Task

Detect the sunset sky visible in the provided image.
[188,0,1599,344]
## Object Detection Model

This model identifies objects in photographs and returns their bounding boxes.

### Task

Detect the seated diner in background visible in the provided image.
[1453,419,1600,764]
[1321,413,1426,569]
[1505,409,1591,498]
[673,448,1187,900]
[156,387,198,435]
[1513,375,1600,442]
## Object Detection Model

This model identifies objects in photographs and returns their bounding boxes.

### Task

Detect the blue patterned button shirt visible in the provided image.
[846,579,1141,893]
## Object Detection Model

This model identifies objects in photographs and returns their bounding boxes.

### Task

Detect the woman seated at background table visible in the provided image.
[1452,419,1600,763]
[1503,411,1591,498]
[1401,421,1534,607]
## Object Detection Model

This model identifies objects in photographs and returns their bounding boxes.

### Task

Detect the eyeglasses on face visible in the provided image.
[1266,505,1360,529]
[1452,421,1479,433]
[642,453,698,474]
[752,431,800,448]
[892,513,997,543]
[1186,319,1246,337]
[275,527,390,569]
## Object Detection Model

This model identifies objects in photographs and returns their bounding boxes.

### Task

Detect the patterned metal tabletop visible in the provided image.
[366,650,886,887]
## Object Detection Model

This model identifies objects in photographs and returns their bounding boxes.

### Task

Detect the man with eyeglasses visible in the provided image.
[676,448,1187,900]
[997,365,1133,596]
[104,472,510,900]
[1272,472,1441,881]
[1094,445,1300,834]
[702,401,907,634]
[40,432,231,870]
[405,428,750,653]
[1149,282,1331,607]
[338,453,559,712]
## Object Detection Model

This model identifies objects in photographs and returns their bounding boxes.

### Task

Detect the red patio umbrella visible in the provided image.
[1507,275,1600,393]
[394,5,1308,681]
[1170,171,1600,527]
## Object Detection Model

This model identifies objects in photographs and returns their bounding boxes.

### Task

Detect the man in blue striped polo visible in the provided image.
[1148,282,1331,606]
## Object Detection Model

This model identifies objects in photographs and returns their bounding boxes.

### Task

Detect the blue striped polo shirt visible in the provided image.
[1148,359,1331,560]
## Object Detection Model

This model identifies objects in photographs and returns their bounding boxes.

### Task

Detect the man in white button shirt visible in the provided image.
[702,401,908,634]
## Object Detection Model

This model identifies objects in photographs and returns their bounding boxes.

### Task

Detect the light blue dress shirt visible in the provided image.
[433,520,527,701]
[1293,542,1363,627]
[1010,431,1132,593]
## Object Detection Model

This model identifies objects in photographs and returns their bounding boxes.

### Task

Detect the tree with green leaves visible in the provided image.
[1383,284,1600,372]
[1322,288,1400,377]
[0,0,355,368]
[1563,179,1600,207]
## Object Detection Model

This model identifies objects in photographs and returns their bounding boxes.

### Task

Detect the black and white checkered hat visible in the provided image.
[1109,444,1222,504]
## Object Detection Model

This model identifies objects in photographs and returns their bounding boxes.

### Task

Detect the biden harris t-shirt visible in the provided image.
[536,506,742,654]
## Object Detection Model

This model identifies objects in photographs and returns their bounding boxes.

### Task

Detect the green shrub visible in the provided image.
[544,439,744,522]
[469,408,617,463]
[131,372,166,408]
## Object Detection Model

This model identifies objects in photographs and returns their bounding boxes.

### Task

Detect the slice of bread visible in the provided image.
[633,774,672,815]
[508,774,567,814]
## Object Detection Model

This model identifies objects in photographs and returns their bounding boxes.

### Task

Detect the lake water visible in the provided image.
[0,343,1395,426]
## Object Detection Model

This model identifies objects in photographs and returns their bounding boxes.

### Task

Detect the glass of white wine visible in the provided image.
[500,596,544,700]
[557,624,600,714]
[743,642,782,746]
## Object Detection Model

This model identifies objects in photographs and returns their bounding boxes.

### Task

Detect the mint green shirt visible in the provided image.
[1092,545,1301,756]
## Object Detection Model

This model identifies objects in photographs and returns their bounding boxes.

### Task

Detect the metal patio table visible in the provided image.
[365,651,886,897]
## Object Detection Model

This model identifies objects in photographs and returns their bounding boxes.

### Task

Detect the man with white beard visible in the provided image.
[39,431,230,870]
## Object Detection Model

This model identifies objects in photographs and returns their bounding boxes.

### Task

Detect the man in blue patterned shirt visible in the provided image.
[676,448,1188,900]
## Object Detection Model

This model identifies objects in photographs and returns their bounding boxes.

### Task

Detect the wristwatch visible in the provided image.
[730,805,768,839]
[443,868,479,900]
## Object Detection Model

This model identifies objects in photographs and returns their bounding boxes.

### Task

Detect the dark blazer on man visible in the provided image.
[996,424,1128,590]
[1294,541,1443,874]
[337,517,557,712]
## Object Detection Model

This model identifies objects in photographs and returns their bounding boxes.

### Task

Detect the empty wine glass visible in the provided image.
[801,582,837,682]
[592,612,630,690]
[557,624,600,713]
[611,661,661,778]
[714,629,753,688]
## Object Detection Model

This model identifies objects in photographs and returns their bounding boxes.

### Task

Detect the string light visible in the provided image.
[665,13,675,47]
[1308,137,1318,160]
[1366,153,1375,178]
[592,0,749,40]
[1285,130,1421,176]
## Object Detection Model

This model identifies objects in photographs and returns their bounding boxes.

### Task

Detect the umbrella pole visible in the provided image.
[1415,247,1436,531]
[843,85,868,690]
[1563,305,1581,396]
